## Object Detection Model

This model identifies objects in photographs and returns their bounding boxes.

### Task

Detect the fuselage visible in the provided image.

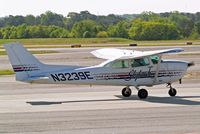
[33,59,189,88]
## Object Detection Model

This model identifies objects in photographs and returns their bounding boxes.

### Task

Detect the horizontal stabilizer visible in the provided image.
[26,76,50,83]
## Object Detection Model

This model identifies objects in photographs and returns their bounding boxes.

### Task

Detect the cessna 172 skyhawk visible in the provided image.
[4,43,194,99]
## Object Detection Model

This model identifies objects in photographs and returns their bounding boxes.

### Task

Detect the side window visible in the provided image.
[150,55,160,64]
[131,57,149,67]
[111,60,129,68]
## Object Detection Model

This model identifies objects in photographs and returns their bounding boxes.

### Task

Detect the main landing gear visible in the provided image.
[138,88,148,99]
[167,83,177,97]
[121,87,148,99]
[122,87,132,97]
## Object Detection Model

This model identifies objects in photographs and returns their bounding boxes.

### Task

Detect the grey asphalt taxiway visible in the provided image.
[0,46,200,133]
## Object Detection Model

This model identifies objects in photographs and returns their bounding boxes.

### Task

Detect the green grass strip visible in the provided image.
[0,50,59,56]
[0,38,133,45]
[0,70,15,76]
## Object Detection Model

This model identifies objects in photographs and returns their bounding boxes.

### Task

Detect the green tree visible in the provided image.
[71,20,98,37]
[83,31,91,38]
[0,25,70,39]
[1,27,12,39]
[40,11,65,27]
[129,20,179,40]
[49,27,69,38]
[196,22,200,34]
[108,21,129,38]
[28,25,48,38]
[139,11,160,21]
[24,15,36,25]
[96,31,108,38]
[16,24,29,38]
[66,11,124,30]
[0,18,5,27]
[9,31,17,39]
[169,12,194,38]
[139,11,171,23]
[8,26,17,39]
[0,30,3,39]
[3,15,25,26]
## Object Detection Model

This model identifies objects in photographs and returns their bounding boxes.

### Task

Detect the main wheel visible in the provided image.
[122,87,132,97]
[138,89,148,99]
[168,88,177,96]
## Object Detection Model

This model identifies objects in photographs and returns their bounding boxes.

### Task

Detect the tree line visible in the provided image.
[0,11,200,40]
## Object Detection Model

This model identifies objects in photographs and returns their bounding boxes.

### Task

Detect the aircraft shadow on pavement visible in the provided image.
[26,99,120,106]
[26,95,200,106]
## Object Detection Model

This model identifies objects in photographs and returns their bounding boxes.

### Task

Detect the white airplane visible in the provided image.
[4,43,194,99]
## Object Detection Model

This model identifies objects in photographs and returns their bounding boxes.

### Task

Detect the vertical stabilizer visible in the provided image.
[3,43,44,81]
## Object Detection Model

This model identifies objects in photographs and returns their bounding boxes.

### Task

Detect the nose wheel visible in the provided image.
[167,83,177,97]
[168,88,177,96]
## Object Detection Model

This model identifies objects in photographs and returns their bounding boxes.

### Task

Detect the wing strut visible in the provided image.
[153,55,162,84]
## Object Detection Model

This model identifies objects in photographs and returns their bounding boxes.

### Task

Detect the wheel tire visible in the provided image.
[122,87,132,97]
[138,89,148,99]
[168,88,177,96]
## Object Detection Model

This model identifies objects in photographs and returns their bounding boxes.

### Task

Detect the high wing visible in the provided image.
[91,48,142,60]
[91,48,184,60]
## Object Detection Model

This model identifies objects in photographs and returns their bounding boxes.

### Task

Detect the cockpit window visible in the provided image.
[111,60,129,68]
[131,57,149,67]
[150,55,160,64]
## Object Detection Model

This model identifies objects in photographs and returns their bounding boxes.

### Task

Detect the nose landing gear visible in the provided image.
[167,83,177,97]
